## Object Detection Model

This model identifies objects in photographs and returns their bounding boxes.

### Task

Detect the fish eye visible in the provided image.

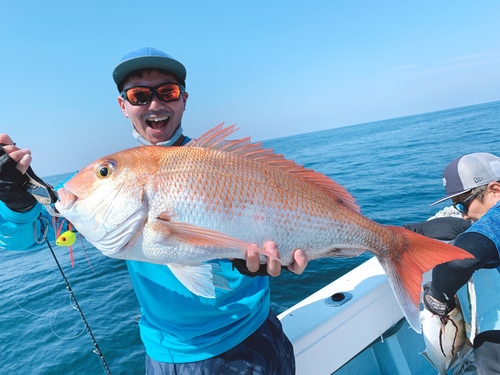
[96,162,115,179]
[99,167,109,177]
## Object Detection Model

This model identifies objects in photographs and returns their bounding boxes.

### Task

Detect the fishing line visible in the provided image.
[49,309,87,340]
[12,277,51,318]
[13,274,118,339]
[79,233,96,272]
[12,275,86,339]
[46,238,112,375]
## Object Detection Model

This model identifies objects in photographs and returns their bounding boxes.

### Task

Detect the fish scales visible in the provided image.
[55,124,474,332]
[153,147,380,263]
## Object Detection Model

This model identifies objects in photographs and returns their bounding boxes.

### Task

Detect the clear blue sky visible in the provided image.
[1,1,499,177]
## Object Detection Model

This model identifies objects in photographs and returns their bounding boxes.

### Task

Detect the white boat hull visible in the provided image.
[279,256,500,374]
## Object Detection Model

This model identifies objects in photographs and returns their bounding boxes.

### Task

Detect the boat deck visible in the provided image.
[279,257,500,374]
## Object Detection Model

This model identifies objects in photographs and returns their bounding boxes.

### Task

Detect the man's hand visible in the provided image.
[422,282,457,316]
[0,134,36,212]
[247,241,308,276]
[231,241,308,277]
[0,134,32,174]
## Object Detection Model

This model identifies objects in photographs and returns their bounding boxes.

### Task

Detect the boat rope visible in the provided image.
[46,238,112,375]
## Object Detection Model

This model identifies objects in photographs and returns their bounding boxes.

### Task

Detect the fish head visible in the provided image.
[55,148,149,255]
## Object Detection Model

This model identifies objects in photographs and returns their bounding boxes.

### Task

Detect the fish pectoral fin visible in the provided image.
[419,351,439,370]
[167,263,232,298]
[154,218,281,262]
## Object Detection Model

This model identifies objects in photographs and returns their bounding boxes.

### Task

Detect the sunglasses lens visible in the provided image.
[126,87,152,105]
[157,84,182,102]
[453,193,476,213]
[123,84,183,105]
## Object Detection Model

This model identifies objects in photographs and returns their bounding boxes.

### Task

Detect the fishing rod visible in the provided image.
[45,238,112,375]
[24,166,112,375]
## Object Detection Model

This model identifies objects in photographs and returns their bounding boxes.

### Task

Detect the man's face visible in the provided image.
[118,70,188,144]
[452,185,497,223]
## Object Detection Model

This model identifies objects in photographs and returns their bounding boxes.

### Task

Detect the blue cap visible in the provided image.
[112,47,186,88]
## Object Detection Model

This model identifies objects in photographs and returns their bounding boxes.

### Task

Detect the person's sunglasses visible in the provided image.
[121,83,185,106]
[453,192,478,214]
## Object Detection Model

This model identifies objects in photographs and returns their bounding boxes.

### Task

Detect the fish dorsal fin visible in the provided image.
[186,124,360,213]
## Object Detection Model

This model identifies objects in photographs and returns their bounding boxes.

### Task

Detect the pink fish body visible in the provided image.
[55,124,473,332]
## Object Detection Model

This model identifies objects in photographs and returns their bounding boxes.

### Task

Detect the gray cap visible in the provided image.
[430,152,500,206]
[113,47,186,89]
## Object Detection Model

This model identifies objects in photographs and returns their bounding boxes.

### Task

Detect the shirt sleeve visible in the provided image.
[402,217,472,240]
[429,231,499,302]
[0,201,54,251]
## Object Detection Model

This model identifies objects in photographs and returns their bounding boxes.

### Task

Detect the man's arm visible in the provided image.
[424,231,498,314]
[0,201,50,250]
[0,135,52,250]
[0,137,37,212]
[403,217,471,241]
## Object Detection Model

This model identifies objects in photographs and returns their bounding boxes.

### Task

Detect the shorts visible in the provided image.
[145,308,295,375]
[474,330,500,374]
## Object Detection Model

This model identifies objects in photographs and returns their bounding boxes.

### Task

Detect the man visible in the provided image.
[0,47,307,374]
[423,152,500,375]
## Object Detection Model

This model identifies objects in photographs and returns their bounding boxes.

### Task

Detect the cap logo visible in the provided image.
[442,177,446,187]
[473,177,483,183]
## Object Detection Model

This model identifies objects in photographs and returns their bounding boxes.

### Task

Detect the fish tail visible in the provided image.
[380,225,474,333]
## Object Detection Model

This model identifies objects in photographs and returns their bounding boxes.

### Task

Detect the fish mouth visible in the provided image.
[55,187,78,212]
[55,181,147,254]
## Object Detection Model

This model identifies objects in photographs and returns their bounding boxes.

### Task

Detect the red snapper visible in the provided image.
[55,124,473,332]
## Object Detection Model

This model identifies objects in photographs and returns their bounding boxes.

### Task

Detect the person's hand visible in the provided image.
[422,282,457,316]
[0,135,31,174]
[246,241,308,276]
[231,241,308,277]
[0,134,37,212]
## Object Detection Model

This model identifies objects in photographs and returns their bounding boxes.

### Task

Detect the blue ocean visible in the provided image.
[1,101,499,374]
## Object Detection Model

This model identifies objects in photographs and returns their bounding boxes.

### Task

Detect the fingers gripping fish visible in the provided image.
[55,124,474,333]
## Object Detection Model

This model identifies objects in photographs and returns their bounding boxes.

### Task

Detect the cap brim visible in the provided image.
[429,190,470,207]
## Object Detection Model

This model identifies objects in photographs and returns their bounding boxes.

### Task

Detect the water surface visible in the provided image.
[1,101,499,374]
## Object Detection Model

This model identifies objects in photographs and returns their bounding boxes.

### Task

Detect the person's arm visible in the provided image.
[402,217,471,240]
[0,141,37,213]
[0,201,52,250]
[0,136,53,250]
[423,232,498,315]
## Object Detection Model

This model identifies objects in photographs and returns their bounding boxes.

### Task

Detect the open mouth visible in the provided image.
[146,115,170,130]
[55,187,78,212]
